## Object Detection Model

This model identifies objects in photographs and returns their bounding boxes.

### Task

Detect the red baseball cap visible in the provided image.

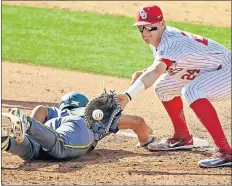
[133,5,163,26]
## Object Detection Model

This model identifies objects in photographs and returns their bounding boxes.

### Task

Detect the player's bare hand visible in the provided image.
[117,94,129,110]
[131,71,143,85]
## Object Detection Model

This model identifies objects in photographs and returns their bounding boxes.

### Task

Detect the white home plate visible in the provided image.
[116,131,210,148]
[192,137,209,148]
[117,131,137,138]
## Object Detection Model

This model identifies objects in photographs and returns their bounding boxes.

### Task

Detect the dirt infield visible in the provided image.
[2,1,232,185]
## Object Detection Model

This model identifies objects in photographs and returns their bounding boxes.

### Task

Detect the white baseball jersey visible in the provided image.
[150,26,231,104]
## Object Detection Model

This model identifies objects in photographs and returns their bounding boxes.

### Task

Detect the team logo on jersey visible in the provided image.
[140,9,147,19]
[168,67,183,76]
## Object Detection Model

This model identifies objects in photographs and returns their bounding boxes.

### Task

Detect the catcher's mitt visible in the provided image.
[84,90,121,141]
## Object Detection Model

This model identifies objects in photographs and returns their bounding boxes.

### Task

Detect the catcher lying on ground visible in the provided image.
[1,91,155,160]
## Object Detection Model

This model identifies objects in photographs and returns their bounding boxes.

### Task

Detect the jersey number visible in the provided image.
[181,69,200,80]
[181,32,208,46]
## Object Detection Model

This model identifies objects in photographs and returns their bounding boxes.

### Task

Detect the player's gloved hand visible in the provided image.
[84,90,121,141]
[131,71,144,85]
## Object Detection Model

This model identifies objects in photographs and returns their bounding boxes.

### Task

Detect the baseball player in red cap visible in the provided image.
[118,4,231,168]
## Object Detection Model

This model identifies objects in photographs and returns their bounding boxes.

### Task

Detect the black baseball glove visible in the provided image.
[84,90,122,142]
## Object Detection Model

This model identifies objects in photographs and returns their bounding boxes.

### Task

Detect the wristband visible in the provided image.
[124,79,145,100]
[125,92,132,101]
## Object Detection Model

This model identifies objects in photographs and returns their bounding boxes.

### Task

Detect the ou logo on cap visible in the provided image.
[139,9,147,19]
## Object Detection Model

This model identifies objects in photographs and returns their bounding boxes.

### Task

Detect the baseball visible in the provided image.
[92,109,104,120]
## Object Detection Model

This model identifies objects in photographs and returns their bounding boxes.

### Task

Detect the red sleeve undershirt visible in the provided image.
[160,58,173,69]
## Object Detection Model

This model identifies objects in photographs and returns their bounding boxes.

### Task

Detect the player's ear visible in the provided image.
[160,20,165,30]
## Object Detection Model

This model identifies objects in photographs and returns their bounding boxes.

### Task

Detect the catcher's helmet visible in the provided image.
[59,91,89,111]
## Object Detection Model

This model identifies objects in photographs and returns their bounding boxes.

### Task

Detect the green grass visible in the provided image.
[2,5,231,78]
